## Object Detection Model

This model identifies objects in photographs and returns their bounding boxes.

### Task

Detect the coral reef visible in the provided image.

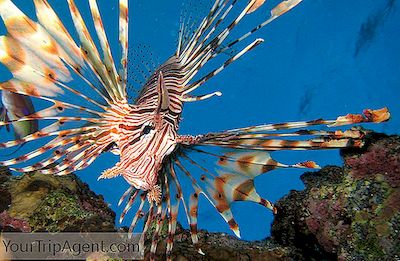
[272,134,400,261]
[143,222,298,260]
[0,168,115,232]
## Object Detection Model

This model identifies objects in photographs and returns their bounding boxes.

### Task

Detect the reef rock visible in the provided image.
[0,168,115,232]
[143,223,298,261]
[271,134,400,261]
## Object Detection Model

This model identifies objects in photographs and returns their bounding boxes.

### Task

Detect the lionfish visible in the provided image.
[0,0,390,259]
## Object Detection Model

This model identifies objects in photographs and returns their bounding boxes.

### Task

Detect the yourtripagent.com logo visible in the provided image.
[0,232,144,260]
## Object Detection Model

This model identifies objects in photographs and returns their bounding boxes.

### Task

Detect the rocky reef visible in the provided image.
[0,167,115,232]
[144,225,298,260]
[271,133,400,261]
[0,132,398,260]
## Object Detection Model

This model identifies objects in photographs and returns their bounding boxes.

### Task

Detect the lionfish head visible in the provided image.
[105,71,178,201]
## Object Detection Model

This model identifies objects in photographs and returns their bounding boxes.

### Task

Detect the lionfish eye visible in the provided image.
[142,125,154,135]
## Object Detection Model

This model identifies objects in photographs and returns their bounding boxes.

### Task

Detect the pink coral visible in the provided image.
[305,192,350,253]
[345,137,400,187]
[0,211,31,232]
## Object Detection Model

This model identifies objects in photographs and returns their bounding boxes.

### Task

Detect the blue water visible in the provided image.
[1,0,399,241]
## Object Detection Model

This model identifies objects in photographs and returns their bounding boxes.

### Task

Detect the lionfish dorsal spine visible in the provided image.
[156,72,170,112]
[177,0,304,101]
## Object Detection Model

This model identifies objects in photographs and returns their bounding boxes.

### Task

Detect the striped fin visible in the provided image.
[149,202,164,260]
[0,0,128,178]
[184,38,264,94]
[195,108,391,154]
[210,149,319,174]
[33,0,84,68]
[164,167,181,260]
[179,0,223,63]
[200,138,363,151]
[0,41,108,110]
[142,201,155,240]
[0,112,102,128]
[222,0,303,52]
[88,0,122,97]
[7,129,98,173]
[181,0,256,68]
[173,159,204,248]
[128,192,147,234]
[0,18,109,110]
[66,0,119,102]
[119,0,129,91]
[36,139,105,175]
[119,190,139,224]
[223,108,390,133]
[184,0,231,66]
[0,37,64,96]
[247,0,266,14]
[10,138,87,172]
[0,110,112,175]
[178,0,304,100]
[0,125,98,150]
[167,107,391,243]
[176,154,273,237]
[118,186,134,206]
[272,0,303,17]
[0,136,72,166]
[0,0,72,82]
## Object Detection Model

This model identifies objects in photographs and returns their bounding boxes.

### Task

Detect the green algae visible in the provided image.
[29,189,93,232]
[0,170,116,232]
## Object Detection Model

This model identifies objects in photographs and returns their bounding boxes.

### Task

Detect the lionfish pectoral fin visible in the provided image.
[175,153,265,238]
[328,107,390,127]
[88,0,121,95]
[176,135,201,146]
[98,163,123,180]
[169,107,391,240]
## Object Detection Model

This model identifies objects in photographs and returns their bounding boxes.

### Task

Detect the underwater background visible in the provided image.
[1,0,399,241]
